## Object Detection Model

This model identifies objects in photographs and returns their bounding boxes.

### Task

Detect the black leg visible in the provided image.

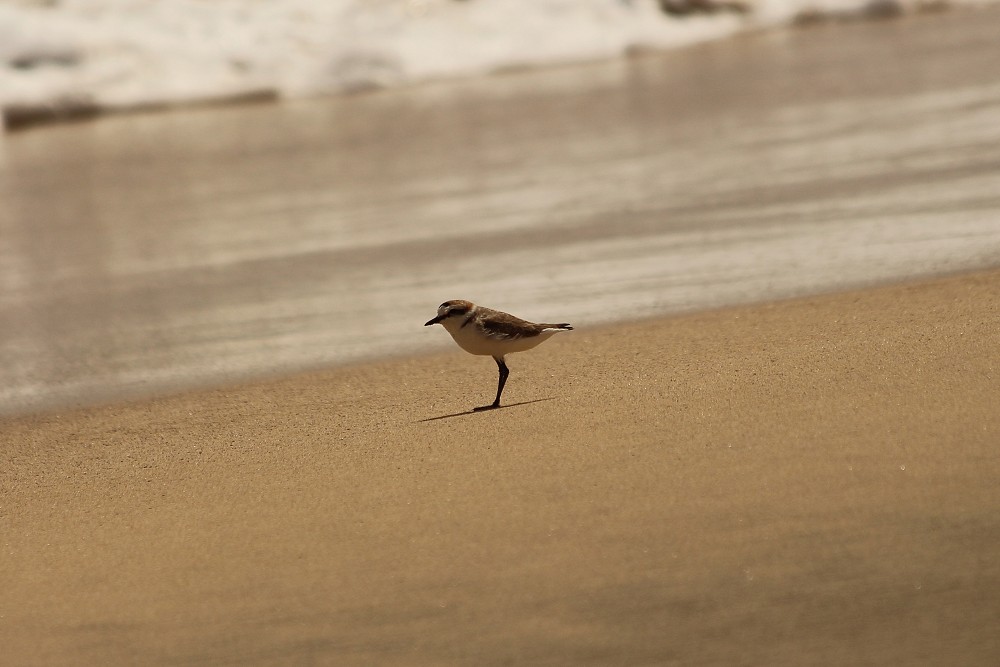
[494,357,509,406]
[475,356,508,411]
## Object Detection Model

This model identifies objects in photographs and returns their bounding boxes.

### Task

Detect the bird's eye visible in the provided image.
[439,302,450,310]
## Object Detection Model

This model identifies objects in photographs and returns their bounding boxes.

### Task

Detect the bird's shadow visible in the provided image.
[416,397,556,423]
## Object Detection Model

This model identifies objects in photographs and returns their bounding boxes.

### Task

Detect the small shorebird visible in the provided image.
[424,300,573,410]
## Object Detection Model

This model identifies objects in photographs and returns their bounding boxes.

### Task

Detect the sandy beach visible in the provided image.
[4,4,1000,664]
[3,268,998,665]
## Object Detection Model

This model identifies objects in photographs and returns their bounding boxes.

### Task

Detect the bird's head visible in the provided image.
[424,300,474,326]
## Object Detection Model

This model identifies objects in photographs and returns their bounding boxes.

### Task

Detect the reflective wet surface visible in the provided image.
[3,8,1000,415]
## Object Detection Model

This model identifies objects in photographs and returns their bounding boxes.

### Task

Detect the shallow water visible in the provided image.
[2,7,1000,416]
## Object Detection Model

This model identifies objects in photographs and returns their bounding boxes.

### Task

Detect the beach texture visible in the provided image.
[3,269,998,665]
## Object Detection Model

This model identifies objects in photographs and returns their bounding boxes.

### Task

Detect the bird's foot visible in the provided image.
[473,403,500,412]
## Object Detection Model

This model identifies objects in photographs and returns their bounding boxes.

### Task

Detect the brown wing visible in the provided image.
[477,309,544,340]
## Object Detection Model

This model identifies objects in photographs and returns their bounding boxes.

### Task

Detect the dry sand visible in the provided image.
[3,269,999,665]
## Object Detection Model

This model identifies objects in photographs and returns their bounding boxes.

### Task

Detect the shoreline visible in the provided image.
[5,264,995,420]
[3,268,998,665]
[5,4,1000,419]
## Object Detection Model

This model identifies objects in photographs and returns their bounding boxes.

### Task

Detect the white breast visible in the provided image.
[441,317,557,357]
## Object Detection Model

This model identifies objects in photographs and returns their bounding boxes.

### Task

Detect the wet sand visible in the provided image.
[4,6,1000,415]
[3,268,999,665]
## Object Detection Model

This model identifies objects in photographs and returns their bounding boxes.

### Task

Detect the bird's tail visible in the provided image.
[542,323,573,332]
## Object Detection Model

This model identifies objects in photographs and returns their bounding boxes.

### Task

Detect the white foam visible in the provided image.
[1,0,996,127]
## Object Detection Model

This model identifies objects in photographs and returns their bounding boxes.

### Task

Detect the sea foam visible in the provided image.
[0,0,994,129]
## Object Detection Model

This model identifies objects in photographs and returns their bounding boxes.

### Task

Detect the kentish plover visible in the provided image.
[424,300,573,410]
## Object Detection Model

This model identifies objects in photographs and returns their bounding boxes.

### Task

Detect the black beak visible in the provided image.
[424,315,444,326]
